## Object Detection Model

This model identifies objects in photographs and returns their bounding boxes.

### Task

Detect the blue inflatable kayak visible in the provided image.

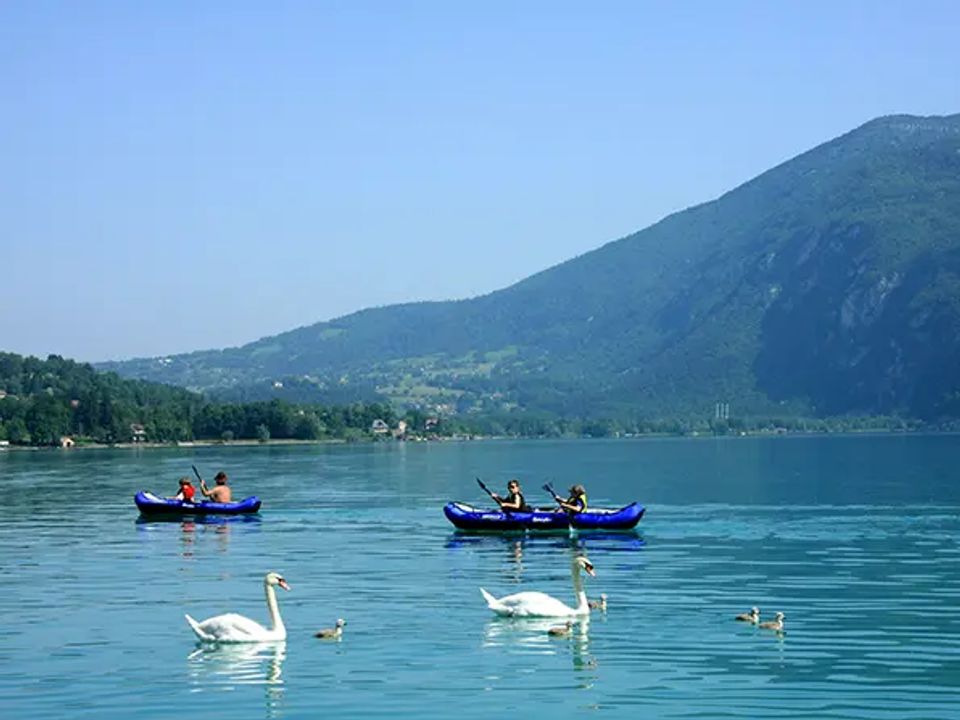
[134,491,262,516]
[443,501,644,531]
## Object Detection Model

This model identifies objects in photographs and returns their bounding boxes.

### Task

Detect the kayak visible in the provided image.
[134,490,262,516]
[443,501,645,531]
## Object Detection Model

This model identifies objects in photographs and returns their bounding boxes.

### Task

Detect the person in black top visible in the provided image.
[492,478,531,512]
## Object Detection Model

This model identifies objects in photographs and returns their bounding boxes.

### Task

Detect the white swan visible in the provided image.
[480,556,596,617]
[185,572,291,642]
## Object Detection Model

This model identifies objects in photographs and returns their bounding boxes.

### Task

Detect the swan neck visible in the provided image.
[265,582,285,633]
[571,561,589,613]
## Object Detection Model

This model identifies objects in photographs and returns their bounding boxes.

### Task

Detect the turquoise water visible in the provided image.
[1,435,959,718]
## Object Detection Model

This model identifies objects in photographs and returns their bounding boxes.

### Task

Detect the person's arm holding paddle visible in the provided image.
[496,479,528,512]
[198,470,232,503]
[476,477,528,512]
[556,484,588,514]
[192,465,210,500]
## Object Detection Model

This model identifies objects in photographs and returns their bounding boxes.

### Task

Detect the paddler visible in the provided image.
[199,470,232,503]
[556,484,588,514]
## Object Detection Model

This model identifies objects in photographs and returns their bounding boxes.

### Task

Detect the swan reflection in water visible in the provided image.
[188,641,287,716]
[482,616,597,683]
[188,641,287,687]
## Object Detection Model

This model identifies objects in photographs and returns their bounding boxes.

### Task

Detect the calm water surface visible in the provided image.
[1,435,959,718]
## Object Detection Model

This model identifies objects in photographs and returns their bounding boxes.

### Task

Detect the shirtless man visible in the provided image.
[200,471,232,503]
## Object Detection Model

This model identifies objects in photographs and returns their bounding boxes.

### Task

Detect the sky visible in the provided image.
[1,1,958,362]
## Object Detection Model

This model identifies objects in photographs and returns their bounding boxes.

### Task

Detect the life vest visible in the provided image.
[506,491,532,512]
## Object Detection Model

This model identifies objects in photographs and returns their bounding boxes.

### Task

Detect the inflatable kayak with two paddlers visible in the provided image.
[134,465,261,516]
[134,491,262,516]
[443,479,645,531]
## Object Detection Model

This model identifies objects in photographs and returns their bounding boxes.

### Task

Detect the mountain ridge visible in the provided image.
[100,113,960,421]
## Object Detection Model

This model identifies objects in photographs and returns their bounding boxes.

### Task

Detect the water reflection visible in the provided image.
[573,531,646,551]
[188,642,286,716]
[446,531,643,594]
[507,539,524,580]
[181,520,196,558]
[135,514,262,528]
[446,530,644,552]
[482,617,597,682]
[188,640,286,685]
[511,539,524,563]
[483,616,590,647]
[213,521,231,554]
[135,515,257,558]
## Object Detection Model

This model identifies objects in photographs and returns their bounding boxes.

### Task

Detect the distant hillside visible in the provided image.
[101,114,960,421]
[0,352,416,446]
[0,352,200,444]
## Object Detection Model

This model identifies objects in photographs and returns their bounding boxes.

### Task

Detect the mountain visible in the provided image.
[101,114,960,421]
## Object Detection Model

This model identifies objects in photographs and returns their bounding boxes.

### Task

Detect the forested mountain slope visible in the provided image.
[0,352,411,445]
[102,114,960,420]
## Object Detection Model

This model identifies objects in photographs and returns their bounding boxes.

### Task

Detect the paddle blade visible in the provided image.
[542,483,561,501]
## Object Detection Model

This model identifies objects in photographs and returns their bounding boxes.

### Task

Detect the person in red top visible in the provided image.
[172,477,196,503]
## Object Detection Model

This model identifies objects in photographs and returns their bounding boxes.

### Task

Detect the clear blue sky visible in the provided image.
[2,1,958,362]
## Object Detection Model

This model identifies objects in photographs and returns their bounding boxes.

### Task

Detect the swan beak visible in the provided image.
[278,579,291,591]
[584,562,596,577]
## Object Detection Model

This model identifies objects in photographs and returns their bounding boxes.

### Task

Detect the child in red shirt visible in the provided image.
[173,477,196,503]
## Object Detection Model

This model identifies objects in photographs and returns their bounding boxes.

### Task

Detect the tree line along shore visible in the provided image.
[0,352,942,449]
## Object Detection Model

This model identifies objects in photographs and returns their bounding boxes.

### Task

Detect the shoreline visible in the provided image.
[0,427,952,454]
[0,438,349,452]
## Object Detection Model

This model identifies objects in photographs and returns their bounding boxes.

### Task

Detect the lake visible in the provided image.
[1,435,959,719]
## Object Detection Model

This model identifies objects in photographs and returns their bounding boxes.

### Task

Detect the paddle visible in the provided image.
[542,481,565,507]
[545,481,580,517]
[191,465,209,500]
[476,477,510,513]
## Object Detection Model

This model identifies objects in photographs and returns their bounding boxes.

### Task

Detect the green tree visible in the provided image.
[293,413,323,440]
[5,417,31,444]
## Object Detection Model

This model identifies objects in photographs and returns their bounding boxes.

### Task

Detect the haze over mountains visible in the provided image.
[102,114,960,421]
